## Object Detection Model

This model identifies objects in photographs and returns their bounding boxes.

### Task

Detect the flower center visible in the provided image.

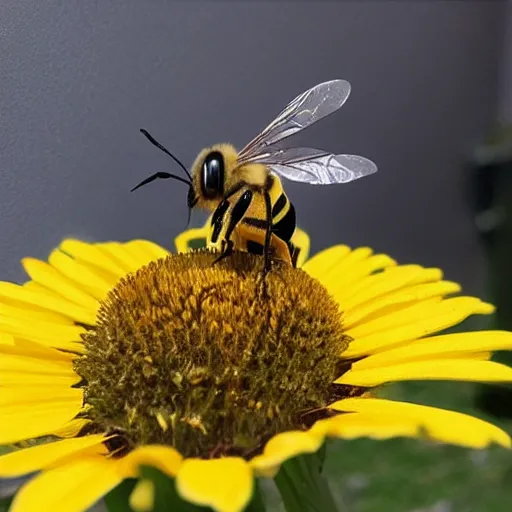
[75,250,348,458]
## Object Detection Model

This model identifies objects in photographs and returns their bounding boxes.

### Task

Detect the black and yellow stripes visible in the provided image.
[206,175,297,265]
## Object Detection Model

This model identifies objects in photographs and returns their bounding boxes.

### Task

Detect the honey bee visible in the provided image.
[132,80,377,270]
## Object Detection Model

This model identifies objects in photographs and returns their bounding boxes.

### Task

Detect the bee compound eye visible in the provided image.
[202,151,224,198]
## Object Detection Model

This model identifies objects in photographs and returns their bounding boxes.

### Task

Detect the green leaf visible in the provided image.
[274,452,340,512]
[245,480,267,512]
[0,447,12,456]
[188,238,207,250]
[316,442,327,473]
[0,496,13,512]
[104,478,136,511]
[139,466,207,512]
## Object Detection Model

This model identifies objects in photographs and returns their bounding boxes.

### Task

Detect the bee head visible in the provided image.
[190,144,239,210]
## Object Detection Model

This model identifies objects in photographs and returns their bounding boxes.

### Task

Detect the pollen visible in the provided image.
[74,250,348,458]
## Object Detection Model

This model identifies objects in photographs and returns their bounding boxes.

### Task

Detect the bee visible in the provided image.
[132,79,377,270]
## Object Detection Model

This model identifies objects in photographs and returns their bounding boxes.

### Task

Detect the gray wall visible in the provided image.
[0,1,506,295]
[498,0,512,124]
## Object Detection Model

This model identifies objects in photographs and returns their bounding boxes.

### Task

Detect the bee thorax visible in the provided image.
[237,163,268,188]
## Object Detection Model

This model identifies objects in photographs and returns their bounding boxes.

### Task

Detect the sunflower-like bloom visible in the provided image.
[1,224,512,512]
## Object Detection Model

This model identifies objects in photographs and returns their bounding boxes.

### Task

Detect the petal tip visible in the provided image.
[480,301,496,314]
[176,457,253,512]
[129,479,155,512]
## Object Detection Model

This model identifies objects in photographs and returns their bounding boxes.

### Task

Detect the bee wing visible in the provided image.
[249,147,377,185]
[238,80,351,162]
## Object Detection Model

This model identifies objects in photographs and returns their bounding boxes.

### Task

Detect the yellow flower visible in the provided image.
[1,223,512,512]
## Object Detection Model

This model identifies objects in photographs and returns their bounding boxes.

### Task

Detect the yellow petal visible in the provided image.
[21,258,99,310]
[22,279,66,298]
[59,239,126,278]
[120,445,183,478]
[1,373,79,387]
[129,479,155,512]
[325,253,397,295]
[330,398,511,448]
[290,227,310,267]
[250,430,324,478]
[311,412,420,440]
[0,315,85,349]
[0,282,96,325]
[0,338,76,362]
[174,226,209,253]
[1,302,73,326]
[48,249,114,299]
[337,359,512,386]
[0,434,107,477]
[0,333,14,345]
[11,456,122,512]
[343,281,461,329]
[302,245,351,280]
[130,240,170,260]
[177,457,253,512]
[52,418,91,438]
[123,240,157,264]
[338,265,443,310]
[0,398,83,444]
[0,349,77,377]
[463,351,492,361]
[344,297,495,358]
[0,337,79,383]
[0,386,82,406]
[99,242,143,272]
[353,331,512,369]
[316,247,376,287]
[347,297,492,337]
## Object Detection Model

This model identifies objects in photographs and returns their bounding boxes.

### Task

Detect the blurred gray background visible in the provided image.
[0,1,510,294]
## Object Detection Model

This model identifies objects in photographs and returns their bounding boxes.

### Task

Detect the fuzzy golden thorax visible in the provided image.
[190,143,268,212]
[74,250,350,458]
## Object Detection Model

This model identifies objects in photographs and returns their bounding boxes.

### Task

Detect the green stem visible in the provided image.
[274,452,340,512]
[245,480,267,512]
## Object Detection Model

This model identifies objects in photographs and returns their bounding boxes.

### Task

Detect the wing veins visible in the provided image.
[238,80,351,161]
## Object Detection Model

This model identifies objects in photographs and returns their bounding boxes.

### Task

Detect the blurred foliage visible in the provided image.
[0,497,12,512]
[472,123,512,419]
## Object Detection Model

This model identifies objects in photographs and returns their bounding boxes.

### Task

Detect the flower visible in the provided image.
[1,223,512,512]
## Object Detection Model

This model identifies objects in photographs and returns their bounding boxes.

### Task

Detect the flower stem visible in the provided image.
[274,452,340,512]
[245,480,267,512]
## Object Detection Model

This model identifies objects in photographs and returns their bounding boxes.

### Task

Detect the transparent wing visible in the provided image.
[238,79,351,163]
[249,147,377,185]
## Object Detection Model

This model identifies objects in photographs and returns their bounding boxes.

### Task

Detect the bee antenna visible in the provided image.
[140,128,192,182]
[130,171,191,192]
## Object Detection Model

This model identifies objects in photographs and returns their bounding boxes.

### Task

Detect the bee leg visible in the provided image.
[209,186,248,249]
[262,191,273,273]
[212,190,253,265]
[289,242,299,268]
[212,239,234,264]
[210,199,230,247]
